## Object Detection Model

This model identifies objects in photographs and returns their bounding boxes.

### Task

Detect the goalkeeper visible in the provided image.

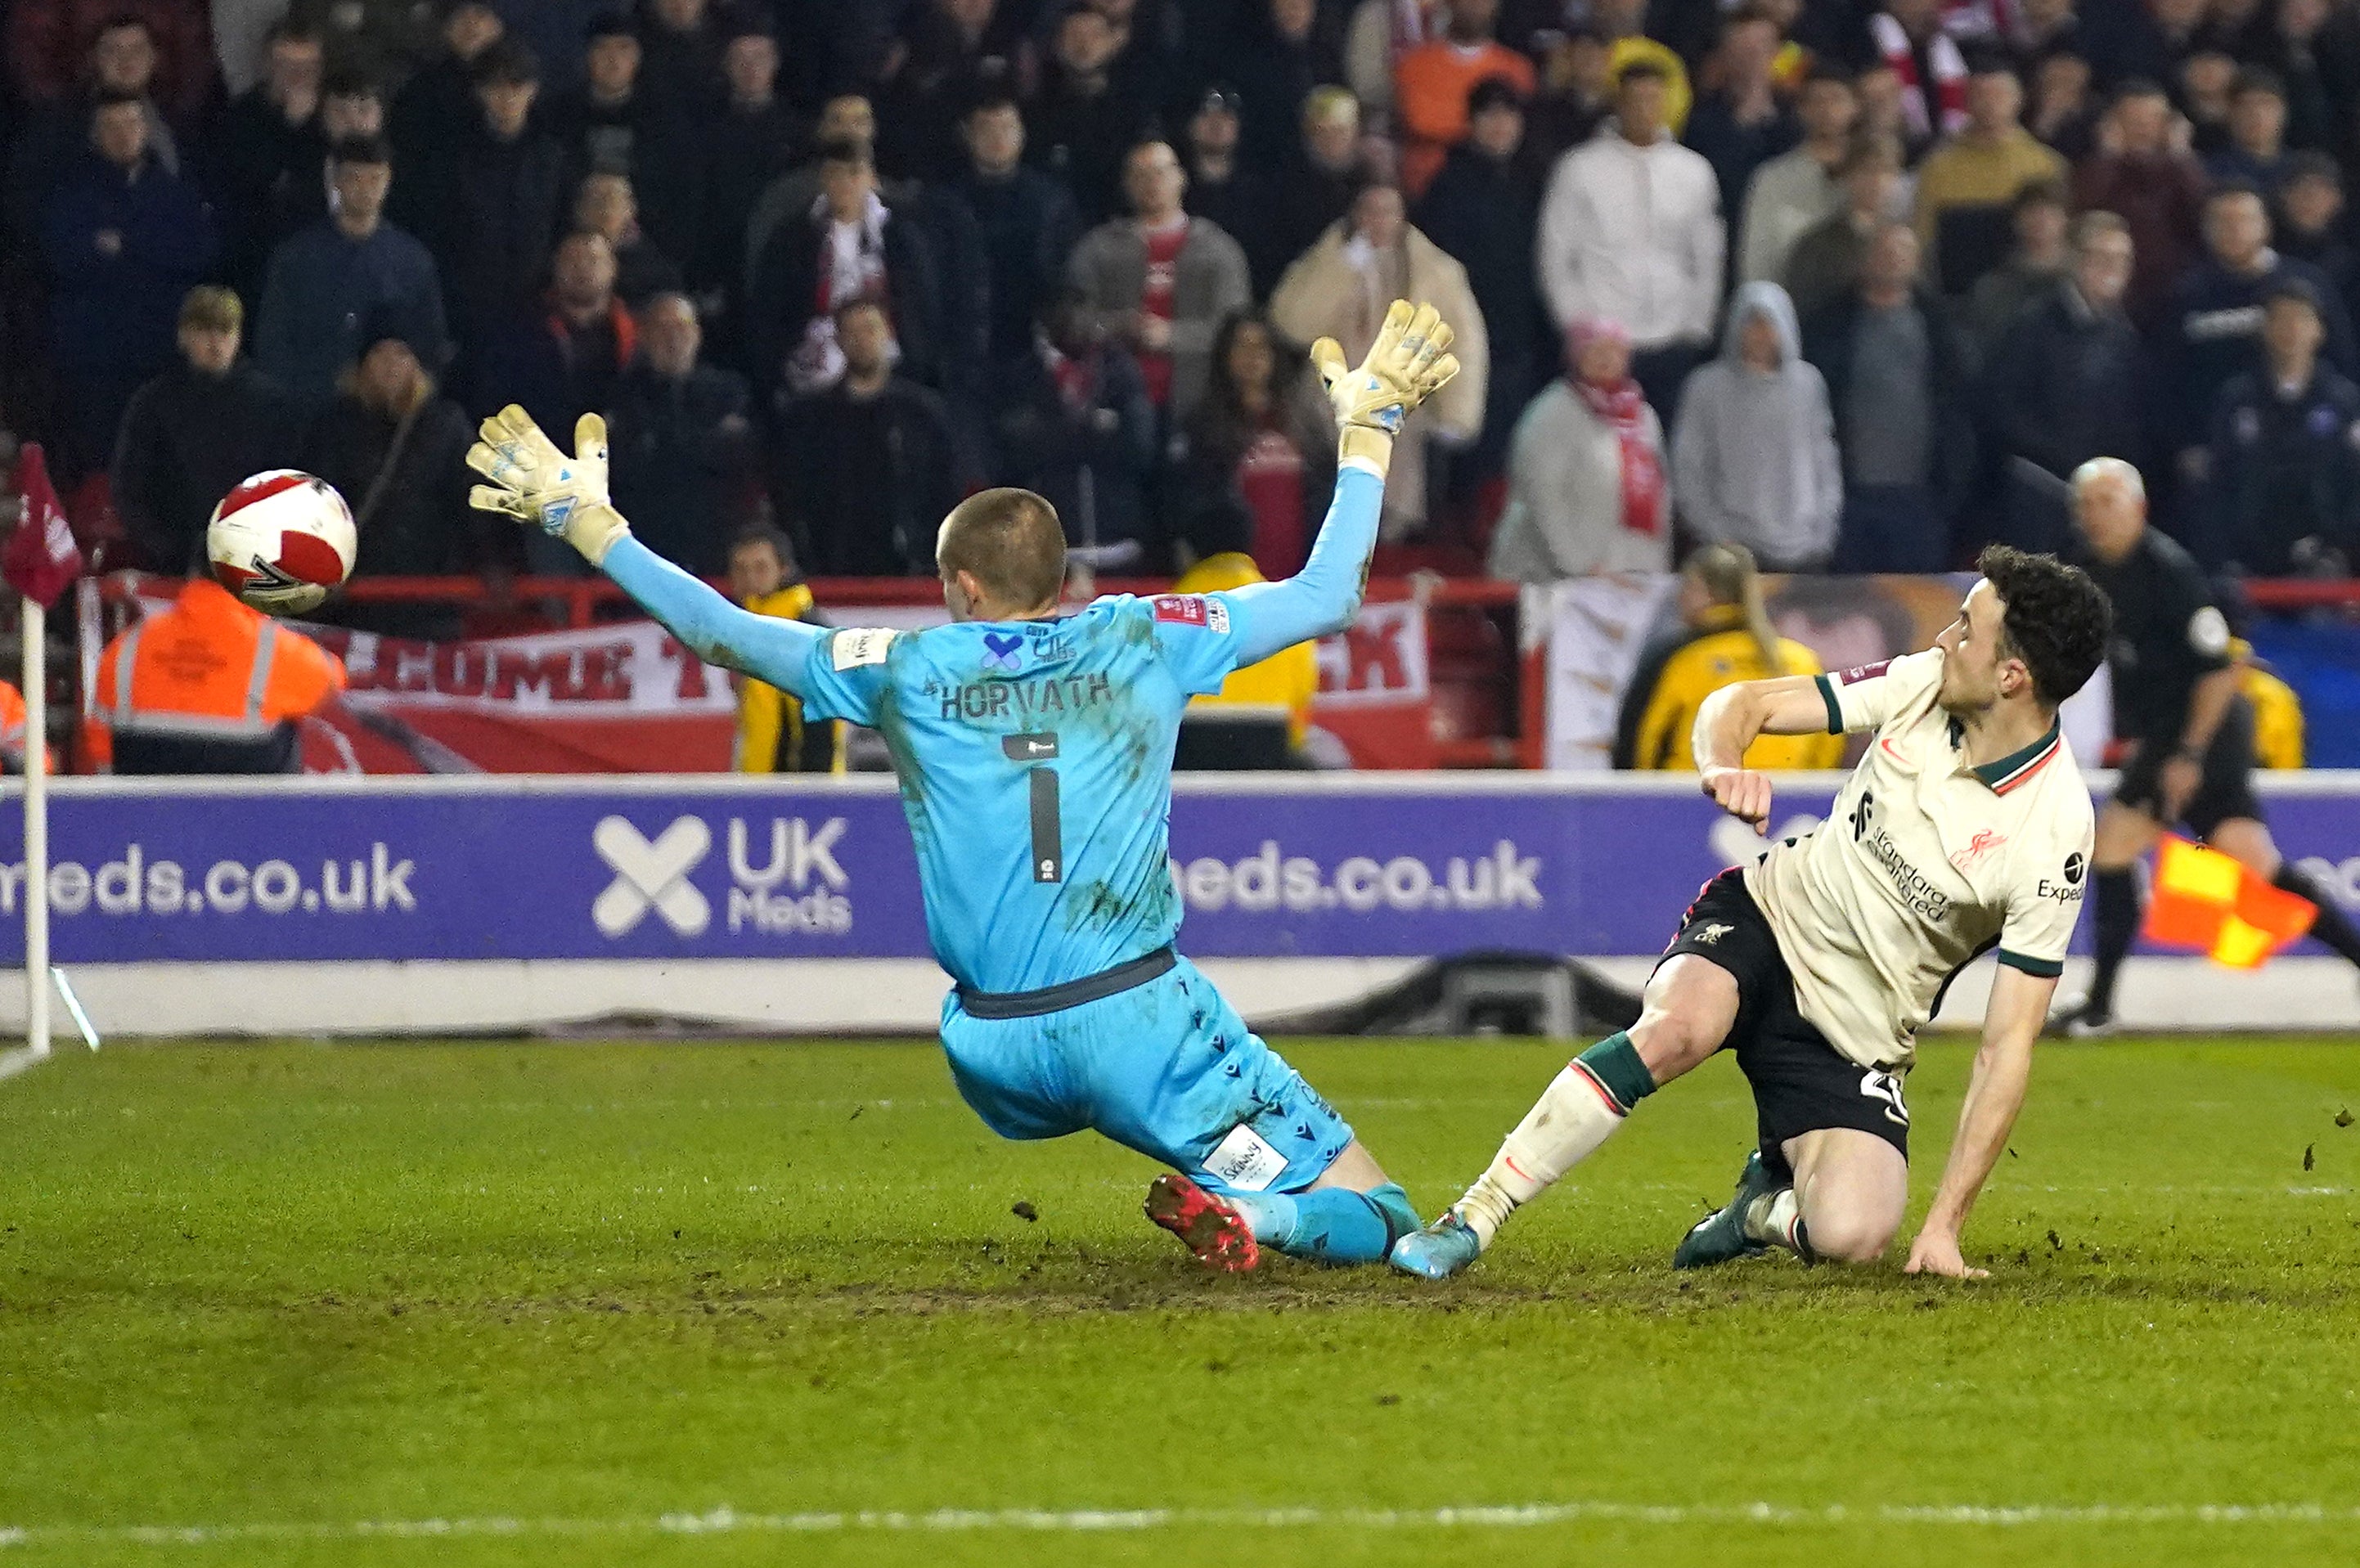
[470,302,1459,1271]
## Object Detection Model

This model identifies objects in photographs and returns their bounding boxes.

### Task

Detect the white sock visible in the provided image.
[1744,1187,1805,1253]
[1454,1063,1630,1245]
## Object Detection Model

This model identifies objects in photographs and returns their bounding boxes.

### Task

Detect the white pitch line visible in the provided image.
[3,1501,2356,1548]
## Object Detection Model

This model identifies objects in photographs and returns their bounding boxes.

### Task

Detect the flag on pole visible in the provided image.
[2142,834,2317,968]
[4,444,83,609]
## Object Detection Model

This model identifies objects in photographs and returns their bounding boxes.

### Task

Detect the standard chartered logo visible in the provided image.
[0,843,416,917]
[1175,840,1542,913]
[591,814,853,939]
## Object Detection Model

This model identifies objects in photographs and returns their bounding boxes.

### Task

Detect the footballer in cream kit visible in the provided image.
[1750,646,2093,1075]
[1392,546,2115,1284]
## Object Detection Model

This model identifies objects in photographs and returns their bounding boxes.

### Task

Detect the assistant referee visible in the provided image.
[2052,458,2360,1033]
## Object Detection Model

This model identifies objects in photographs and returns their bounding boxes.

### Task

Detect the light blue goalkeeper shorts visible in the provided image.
[937,949,1353,1197]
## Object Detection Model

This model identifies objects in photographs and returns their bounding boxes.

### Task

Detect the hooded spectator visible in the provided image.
[1271,178,1489,535]
[1539,61,1724,420]
[1487,317,1674,582]
[1671,281,1843,572]
[256,133,448,407]
[112,286,303,573]
[41,90,220,474]
[607,293,757,576]
[1067,139,1252,423]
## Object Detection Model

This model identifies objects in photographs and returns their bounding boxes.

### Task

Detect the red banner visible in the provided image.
[92,593,1437,773]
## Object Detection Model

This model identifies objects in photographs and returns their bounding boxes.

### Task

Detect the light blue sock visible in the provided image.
[1229,1184,1419,1265]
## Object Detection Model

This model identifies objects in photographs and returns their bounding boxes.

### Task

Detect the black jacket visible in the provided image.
[1802,289,1979,519]
[1414,142,1549,447]
[1982,282,2149,481]
[951,165,1084,370]
[607,362,757,577]
[2206,366,2360,574]
[991,343,1159,556]
[400,122,571,330]
[771,378,966,576]
[302,389,483,634]
[111,360,304,573]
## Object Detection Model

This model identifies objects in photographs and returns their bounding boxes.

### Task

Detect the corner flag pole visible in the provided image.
[20,590,46,1057]
[6,443,84,1058]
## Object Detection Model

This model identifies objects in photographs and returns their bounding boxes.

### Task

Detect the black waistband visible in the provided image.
[955,946,1177,1021]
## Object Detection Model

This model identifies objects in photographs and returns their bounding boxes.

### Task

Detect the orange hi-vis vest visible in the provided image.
[93,580,346,768]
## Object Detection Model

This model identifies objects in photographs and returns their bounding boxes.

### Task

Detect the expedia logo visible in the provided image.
[2038,851,2088,904]
[2063,852,2085,885]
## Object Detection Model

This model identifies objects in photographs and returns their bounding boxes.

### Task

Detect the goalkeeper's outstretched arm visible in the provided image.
[602,535,824,695]
[1222,300,1460,667]
[465,406,821,697]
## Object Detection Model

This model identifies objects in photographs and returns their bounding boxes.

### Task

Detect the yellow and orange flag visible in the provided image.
[2142,835,2317,968]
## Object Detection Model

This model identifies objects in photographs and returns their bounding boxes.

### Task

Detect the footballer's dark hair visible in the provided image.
[1978,544,2111,709]
[937,488,1066,612]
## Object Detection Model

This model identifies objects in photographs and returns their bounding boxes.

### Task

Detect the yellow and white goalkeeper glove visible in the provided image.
[1309,299,1461,472]
[466,406,632,566]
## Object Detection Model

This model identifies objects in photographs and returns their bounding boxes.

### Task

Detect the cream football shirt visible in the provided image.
[1743,649,2094,1070]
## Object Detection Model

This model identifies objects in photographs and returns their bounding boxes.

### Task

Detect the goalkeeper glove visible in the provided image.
[465,406,632,566]
[1310,299,1462,473]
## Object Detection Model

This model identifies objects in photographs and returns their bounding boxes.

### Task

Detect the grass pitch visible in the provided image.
[1,1035,2356,1567]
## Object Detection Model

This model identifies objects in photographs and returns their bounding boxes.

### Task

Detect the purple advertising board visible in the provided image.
[1,775,2356,964]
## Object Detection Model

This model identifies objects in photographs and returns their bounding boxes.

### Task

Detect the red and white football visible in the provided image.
[205,470,357,616]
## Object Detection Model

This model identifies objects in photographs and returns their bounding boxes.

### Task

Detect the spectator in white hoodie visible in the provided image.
[1671,281,1843,572]
[1537,60,1724,423]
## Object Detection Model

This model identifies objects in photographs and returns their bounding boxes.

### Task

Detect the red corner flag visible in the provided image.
[4,444,84,609]
[2143,834,2317,968]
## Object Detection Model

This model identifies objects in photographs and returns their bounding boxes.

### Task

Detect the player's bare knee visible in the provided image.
[1630,960,1737,1077]
[1804,1206,1899,1265]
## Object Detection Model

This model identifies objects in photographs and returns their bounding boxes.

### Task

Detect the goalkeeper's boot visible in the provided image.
[1144,1172,1260,1272]
[1672,1149,1778,1270]
[1389,1210,1484,1279]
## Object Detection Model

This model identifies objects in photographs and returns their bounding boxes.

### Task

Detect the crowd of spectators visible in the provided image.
[7,0,2360,600]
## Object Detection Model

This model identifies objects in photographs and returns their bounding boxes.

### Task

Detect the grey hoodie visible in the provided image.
[1670,281,1843,568]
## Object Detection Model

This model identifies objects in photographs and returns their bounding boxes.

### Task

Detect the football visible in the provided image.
[205,470,357,616]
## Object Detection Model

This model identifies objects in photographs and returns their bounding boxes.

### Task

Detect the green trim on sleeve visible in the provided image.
[1996,950,2064,979]
[1815,672,1842,735]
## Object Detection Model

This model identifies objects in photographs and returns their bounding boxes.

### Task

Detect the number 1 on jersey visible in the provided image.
[1006,732,1063,883]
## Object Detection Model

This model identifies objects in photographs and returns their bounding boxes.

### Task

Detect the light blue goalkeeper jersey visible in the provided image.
[600,463,1386,995]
